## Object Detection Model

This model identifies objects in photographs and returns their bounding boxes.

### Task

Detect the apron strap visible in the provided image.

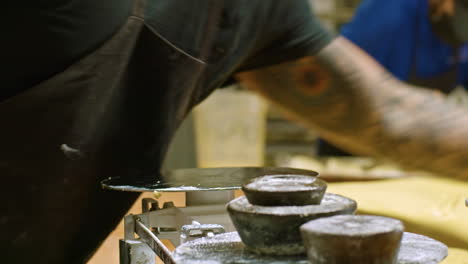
[131,0,146,18]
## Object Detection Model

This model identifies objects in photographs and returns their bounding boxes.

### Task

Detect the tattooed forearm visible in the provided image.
[236,37,468,180]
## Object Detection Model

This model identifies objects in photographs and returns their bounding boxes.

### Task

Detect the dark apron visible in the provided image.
[0,0,222,263]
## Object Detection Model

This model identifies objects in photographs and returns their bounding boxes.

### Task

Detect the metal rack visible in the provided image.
[119,190,236,264]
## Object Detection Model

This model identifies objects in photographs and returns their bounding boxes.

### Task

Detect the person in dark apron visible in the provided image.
[1,1,335,263]
[318,0,468,156]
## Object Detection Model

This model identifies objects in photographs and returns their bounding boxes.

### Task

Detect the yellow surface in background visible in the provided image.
[441,248,468,264]
[327,176,468,263]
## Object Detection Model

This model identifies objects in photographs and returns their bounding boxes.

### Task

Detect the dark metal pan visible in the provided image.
[101,167,319,192]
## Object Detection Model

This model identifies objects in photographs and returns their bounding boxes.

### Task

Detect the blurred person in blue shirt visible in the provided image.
[318,0,468,156]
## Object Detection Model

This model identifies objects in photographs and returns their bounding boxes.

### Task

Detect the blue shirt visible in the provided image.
[341,0,468,88]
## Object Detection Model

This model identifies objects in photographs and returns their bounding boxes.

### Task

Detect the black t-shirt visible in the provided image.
[1,0,332,101]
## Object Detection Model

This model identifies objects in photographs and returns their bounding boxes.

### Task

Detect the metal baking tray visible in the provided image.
[101,167,319,192]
